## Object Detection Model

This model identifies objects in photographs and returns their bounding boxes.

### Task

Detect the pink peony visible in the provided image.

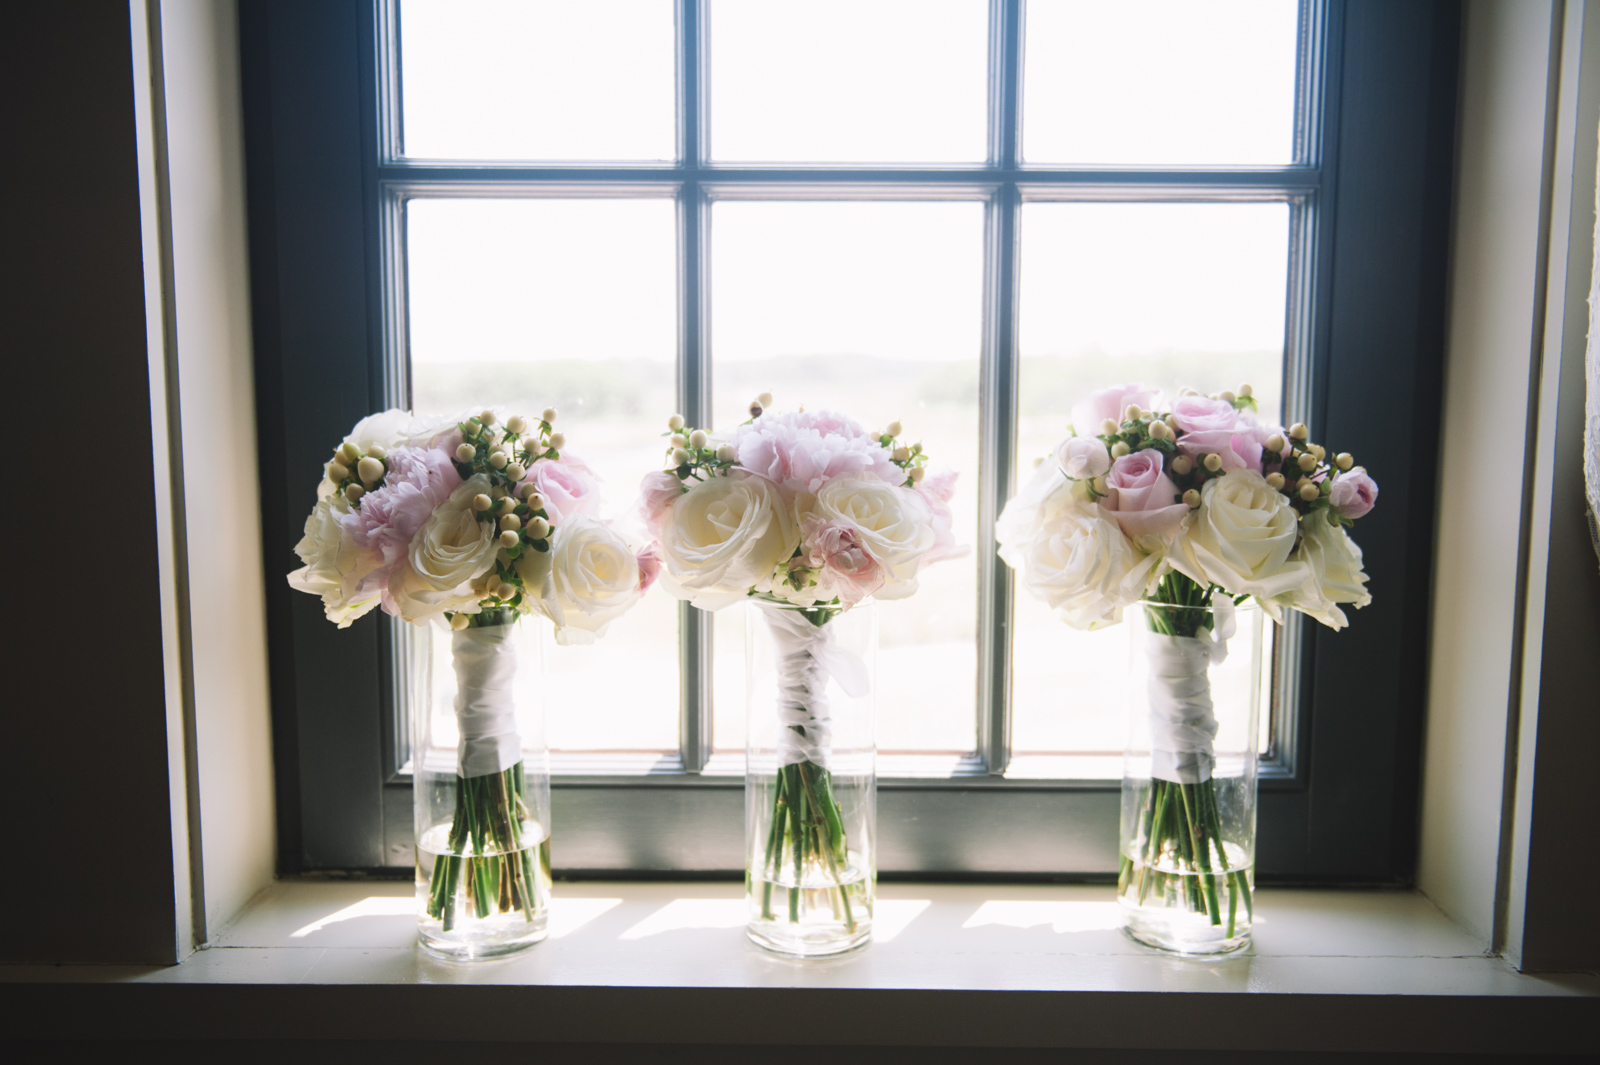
[1171,395,1268,471]
[637,470,683,535]
[635,543,663,594]
[1070,385,1161,438]
[916,467,968,565]
[1330,467,1379,519]
[801,516,885,606]
[730,410,897,497]
[1056,436,1112,480]
[1102,450,1190,546]
[339,445,463,611]
[532,454,601,525]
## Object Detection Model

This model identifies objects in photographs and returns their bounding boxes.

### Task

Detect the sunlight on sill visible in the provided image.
[290,896,622,940]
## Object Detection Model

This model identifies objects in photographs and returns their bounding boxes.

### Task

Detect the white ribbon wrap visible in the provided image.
[758,603,870,768]
[1144,599,1235,784]
[452,624,522,778]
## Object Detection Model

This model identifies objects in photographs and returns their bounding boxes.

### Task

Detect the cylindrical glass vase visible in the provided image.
[1119,599,1262,955]
[413,618,551,961]
[744,599,877,957]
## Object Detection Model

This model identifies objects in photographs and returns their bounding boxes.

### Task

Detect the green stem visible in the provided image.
[799,762,856,934]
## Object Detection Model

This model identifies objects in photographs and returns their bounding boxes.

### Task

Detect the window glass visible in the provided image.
[399,0,675,161]
[1022,0,1300,166]
[709,0,989,163]
[709,200,986,756]
[407,197,679,752]
[1012,200,1289,765]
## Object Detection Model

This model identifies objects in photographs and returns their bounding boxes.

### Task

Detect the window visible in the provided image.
[245,0,1456,879]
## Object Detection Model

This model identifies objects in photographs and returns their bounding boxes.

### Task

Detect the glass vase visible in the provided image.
[1119,598,1262,955]
[744,599,877,957]
[413,617,551,961]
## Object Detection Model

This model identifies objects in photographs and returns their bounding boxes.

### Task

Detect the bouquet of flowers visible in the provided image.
[288,407,652,940]
[638,394,961,945]
[997,384,1378,941]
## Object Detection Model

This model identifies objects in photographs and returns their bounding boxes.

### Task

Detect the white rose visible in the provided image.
[656,472,798,611]
[1287,512,1371,629]
[1016,496,1156,630]
[387,474,500,624]
[1168,470,1309,616]
[1056,435,1112,481]
[287,494,383,628]
[344,408,471,452]
[996,457,1074,570]
[518,516,641,646]
[808,476,935,600]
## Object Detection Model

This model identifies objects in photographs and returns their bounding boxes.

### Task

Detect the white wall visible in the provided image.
[156,0,277,941]
[1420,0,1559,949]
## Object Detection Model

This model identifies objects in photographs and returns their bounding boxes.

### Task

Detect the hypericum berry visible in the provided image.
[689,429,708,449]
[344,484,365,502]
[328,461,351,483]
[1149,421,1171,440]
[1219,390,1236,404]
[455,443,476,463]
[887,420,903,437]
[505,462,526,482]
[339,441,362,463]
[1183,488,1201,508]
[1299,482,1320,501]
[366,444,387,460]
[499,530,520,549]
[757,392,774,408]
[522,489,545,509]
[1239,384,1254,398]
[542,407,558,424]
[1266,472,1287,490]
[1101,418,1120,436]
[450,613,471,631]
[1170,455,1194,475]
[893,446,911,462]
[909,466,926,483]
[1297,452,1317,472]
[716,444,737,462]
[1265,434,1286,454]
[1202,453,1222,472]
[669,433,688,448]
[1289,422,1309,440]
[489,451,509,469]
[1124,404,1143,420]
[671,447,689,465]
[472,494,493,513]
[667,413,685,431]
[506,416,528,434]
[1111,441,1131,458]
[357,456,385,484]
[1336,452,1354,471]
[527,516,550,539]
[548,432,565,450]
[500,514,521,532]
[480,409,497,426]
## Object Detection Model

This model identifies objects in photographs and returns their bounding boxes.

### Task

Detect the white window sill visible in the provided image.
[4,880,1595,1053]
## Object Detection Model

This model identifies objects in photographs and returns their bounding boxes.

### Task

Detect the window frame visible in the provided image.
[244,0,1457,880]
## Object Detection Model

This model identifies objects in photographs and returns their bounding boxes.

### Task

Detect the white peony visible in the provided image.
[1018,495,1156,630]
[1168,470,1309,618]
[287,493,384,628]
[387,474,500,624]
[806,476,935,599]
[655,472,798,611]
[1055,435,1112,481]
[344,408,467,452]
[1287,512,1371,629]
[517,516,641,646]
[996,457,1075,570]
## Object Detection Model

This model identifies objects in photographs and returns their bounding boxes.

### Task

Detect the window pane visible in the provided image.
[710,201,985,755]
[1012,201,1289,764]
[399,0,675,161]
[407,198,679,752]
[709,0,988,163]
[1022,0,1299,166]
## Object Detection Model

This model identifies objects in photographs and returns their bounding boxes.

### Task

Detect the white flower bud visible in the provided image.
[500,514,521,532]
[480,410,497,426]
[667,413,685,431]
[887,420,903,437]
[1183,488,1201,508]
[506,416,528,434]
[528,516,550,539]
[366,444,387,460]
[328,461,351,483]
[1170,455,1193,475]
[505,462,526,482]
[689,429,708,449]
[499,530,520,549]
[1289,422,1309,440]
[671,448,690,466]
[1111,441,1131,458]
[344,484,365,502]
[1265,434,1286,453]
[1297,452,1317,472]
[1238,384,1253,398]
[472,493,493,512]
[1202,453,1222,472]
[1101,418,1120,436]
[357,456,385,484]
[1299,482,1320,502]
[757,392,774,408]
[669,433,688,448]
[893,445,911,462]
[542,407,558,424]
[716,444,737,462]
[489,451,509,469]
[1124,404,1143,420]
[909,465,926,483]
[1219,390,1236,404]
[1336,452,1354,471]
[450,612,471,631]
[339,441,362,463]
[548,432,565,449]
[455,443,476,463]
[1179,387,1198,397]
[1266,472,1287,490]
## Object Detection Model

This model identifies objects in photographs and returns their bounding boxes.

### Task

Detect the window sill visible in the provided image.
[3,880,1594,1053]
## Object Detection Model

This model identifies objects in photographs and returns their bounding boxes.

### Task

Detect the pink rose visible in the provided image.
[635,543,663,594]
[801,516,885,607]
[338,446,463,614]
[1102,450,1190,546]
[1171,395,1265,470]
[1330,467,1379,519]
[637,470,683,535]
[532,454,601,524]
[1070,385,1161,438]
[1055,436,1111,480]
[915,467,968,565]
